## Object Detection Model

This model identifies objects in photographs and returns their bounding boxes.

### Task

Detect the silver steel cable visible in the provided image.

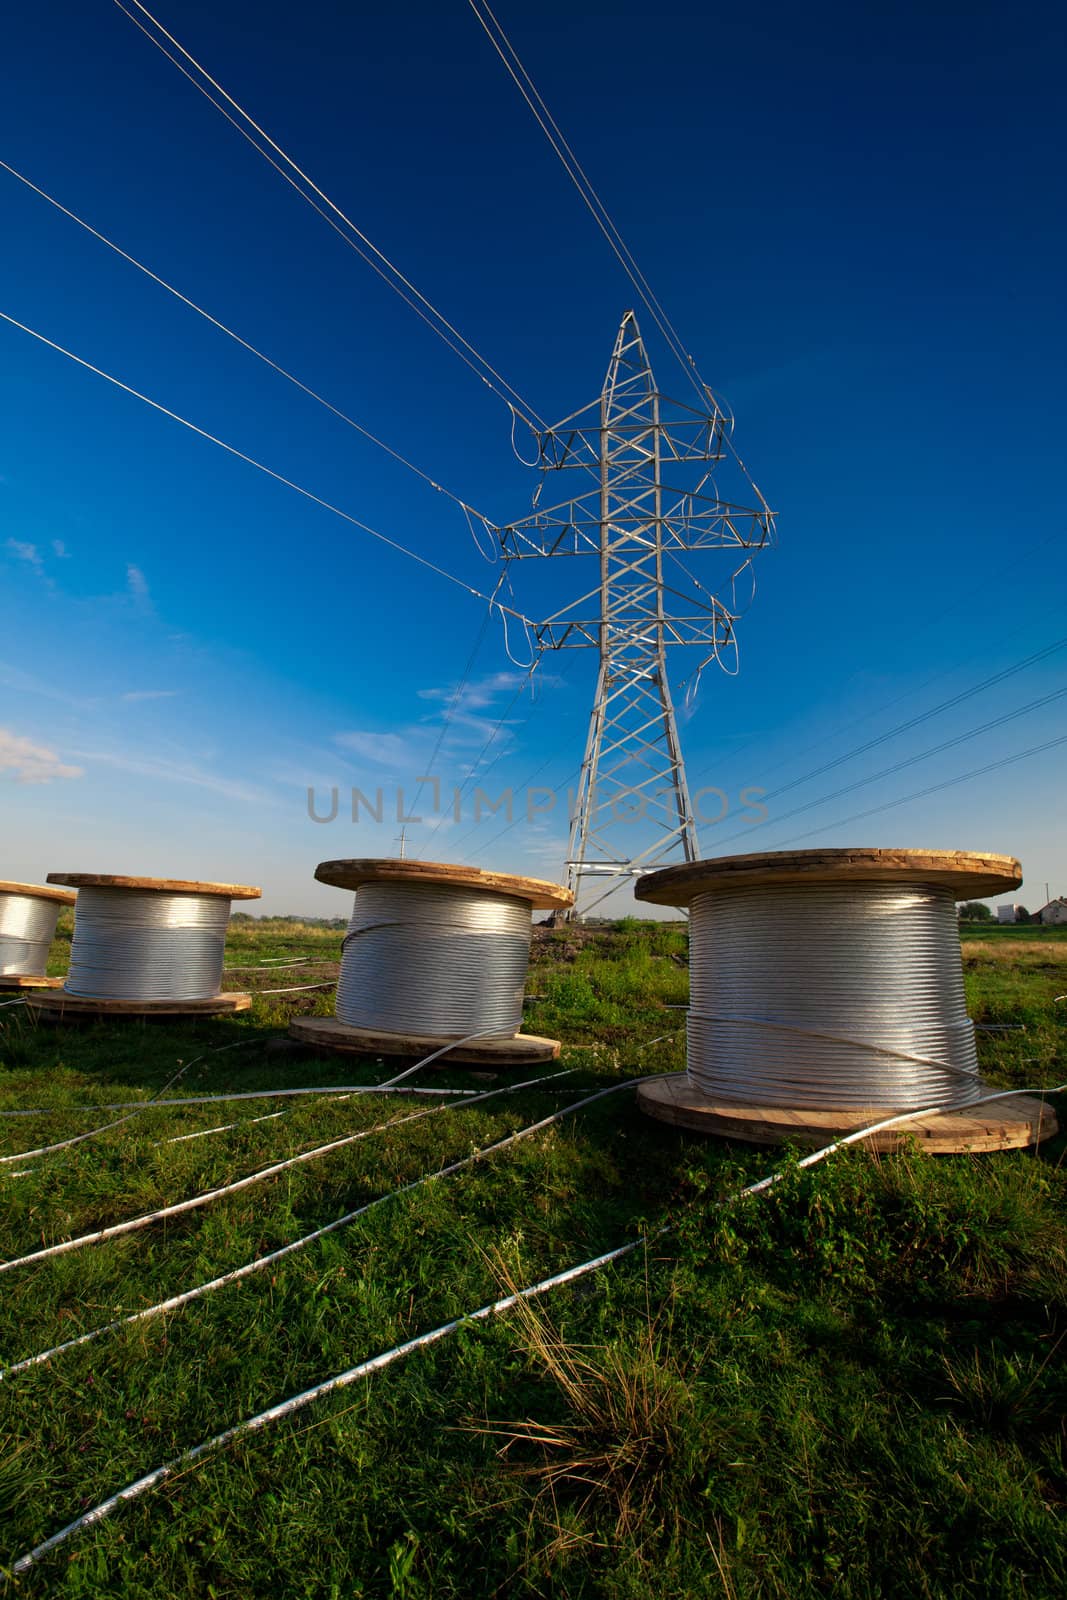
[0,892,61,978]
[8,1078,1063,1575]
[335,882,532,1038]
[687,882,981,1110]
[64,888,231,1001]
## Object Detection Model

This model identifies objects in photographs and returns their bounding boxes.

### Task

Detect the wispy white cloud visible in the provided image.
[0,661,99,710]
[6,538,44,574]
[69,746,271,807]
[121,689,180,703]
[126,564,151,606]
[0,727,83,784]
[52,539,70,559]
[333,672,539,782]
[333,730,414,766]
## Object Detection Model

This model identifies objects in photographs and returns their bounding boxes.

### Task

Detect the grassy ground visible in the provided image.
[0,918,1064,1597]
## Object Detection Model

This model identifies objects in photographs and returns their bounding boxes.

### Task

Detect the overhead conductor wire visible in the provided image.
[8,1080,1062,1576]
[0,309,531,623]
[0,158,499,534]
[113,0,544,432]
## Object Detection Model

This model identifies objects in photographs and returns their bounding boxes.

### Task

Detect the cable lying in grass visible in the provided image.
[11,1080,1061,1575]
[0,1074,644,1380]
[0,1027,512,1170]
[165,1110,288,1145]
[253,981,337,994]
[0,1085,484,1119]
[0,1039,261,1166]
[223,959,311,970]
[0,1066,580,1274]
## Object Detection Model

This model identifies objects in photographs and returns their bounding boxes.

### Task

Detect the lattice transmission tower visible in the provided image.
[497,311,775,915]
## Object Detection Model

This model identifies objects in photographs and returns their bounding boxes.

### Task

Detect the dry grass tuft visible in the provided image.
[466,1252,702,1571]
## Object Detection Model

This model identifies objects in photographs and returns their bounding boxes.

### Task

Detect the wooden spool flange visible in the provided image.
[289,1015,561,1064]
[637,1074,1058,1152]
[27,991,253,1020]
[0,974,64,991]
[45,873,261,898]
[634,848,1023,906]
[0,880,78,904]
[634,848,1037,1153]
[314,858,573,909]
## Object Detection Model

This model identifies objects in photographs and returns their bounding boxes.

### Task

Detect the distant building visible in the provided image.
[997,904,1019,923]
[1035,898,1067,925]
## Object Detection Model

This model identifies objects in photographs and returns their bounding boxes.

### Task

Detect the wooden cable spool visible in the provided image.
[28,874,260,1018]
[290,859,571,1065]
[0,880,76,990]
[634,848,1057,1152]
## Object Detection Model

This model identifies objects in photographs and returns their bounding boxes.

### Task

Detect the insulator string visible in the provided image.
[687,882,981,1110]
[65,888,232,1001]
[335,882,532,1038]
[0,893,62,978]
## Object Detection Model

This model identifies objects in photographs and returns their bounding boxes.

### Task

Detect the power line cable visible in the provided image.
[464,0,711,409]
[463,1,775,524]
[708,681,1067,851]
[771,730,1067,849]
[0,307,531,620]
[114,0,548,432]
[686,528,1064,795]
[709,630,1067,826]
[0,158,499,537]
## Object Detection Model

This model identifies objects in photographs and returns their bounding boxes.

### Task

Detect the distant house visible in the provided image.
[1035,898,1067,925]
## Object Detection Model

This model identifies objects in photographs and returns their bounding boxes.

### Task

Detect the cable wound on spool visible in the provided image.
[314,860,573,1044]
[337,881,532,1038]
[46,875,262,1003]
[687,882,980,1110]
[636,849,1023,1114]
[0,887,70,978]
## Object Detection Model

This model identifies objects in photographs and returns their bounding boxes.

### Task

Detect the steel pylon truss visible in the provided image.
[497,311,775,911]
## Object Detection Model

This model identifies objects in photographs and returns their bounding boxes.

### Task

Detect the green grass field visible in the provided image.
[0,917,1064,1597]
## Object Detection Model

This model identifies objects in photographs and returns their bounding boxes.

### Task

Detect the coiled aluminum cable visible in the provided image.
[335,880,531,1038]
[0,892,62,978]
[64,888,231,1001]
[688,882,981,1109]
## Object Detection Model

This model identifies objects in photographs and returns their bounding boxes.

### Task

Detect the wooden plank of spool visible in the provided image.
[0,974,64,991]
[313,858,573,910]
[290,1015,561,1064]
[637,1074,1057,1152]
[46,873,261,898]
[27,991,253,1018]
[635,848,1022,906]
[0,880,78,904]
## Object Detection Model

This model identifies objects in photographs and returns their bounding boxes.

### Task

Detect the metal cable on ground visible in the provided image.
[0,1040,260,1167]
[0,1086,482,1121]
[336,882,533,1038]
[0,894,62,979]
[0,309,532,621]
[687,884,981,1110]
[1,1071,659,1380]
[10,1078,1062,1575]
[0,1054,586,1272]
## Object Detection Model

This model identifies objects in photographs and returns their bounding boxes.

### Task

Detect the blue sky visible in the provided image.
[1,0,1064,916]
